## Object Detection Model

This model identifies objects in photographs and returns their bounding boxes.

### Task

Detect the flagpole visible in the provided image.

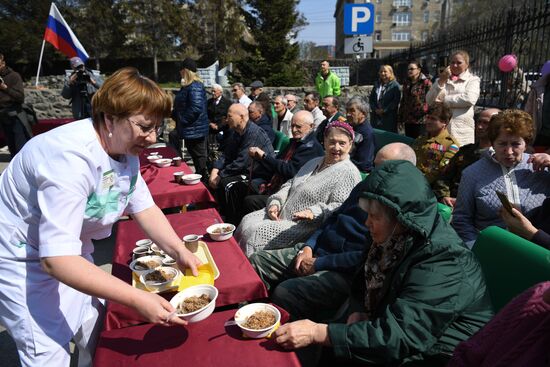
[35,39,46,87]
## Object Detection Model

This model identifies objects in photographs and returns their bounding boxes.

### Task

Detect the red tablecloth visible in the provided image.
[139,147,216,209]
[105,209,268,330]
[94,307,300,367]
[33,118,75,135]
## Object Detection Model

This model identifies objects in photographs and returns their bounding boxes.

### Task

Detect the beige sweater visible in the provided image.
[426,70,480,146]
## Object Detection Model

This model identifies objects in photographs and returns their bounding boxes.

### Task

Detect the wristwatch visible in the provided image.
[262,152,266,160]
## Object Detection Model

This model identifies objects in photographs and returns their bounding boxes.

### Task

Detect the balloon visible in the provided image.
[498,54,517,73]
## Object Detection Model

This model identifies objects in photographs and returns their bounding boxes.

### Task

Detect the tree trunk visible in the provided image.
[153,50,158,81]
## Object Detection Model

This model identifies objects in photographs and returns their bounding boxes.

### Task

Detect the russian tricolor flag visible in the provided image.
[43,3,89,61]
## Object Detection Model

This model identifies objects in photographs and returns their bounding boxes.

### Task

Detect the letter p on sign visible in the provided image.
[344,3,375,35]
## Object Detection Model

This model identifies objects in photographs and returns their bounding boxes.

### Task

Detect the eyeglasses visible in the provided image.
[232,88,239,92]
[127,118,161,136]
[408,67,418,71]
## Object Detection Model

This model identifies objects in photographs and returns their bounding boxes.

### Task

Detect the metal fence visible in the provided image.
[381,0,550,109]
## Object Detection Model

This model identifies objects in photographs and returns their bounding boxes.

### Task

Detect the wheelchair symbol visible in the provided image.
[353,38,365,52]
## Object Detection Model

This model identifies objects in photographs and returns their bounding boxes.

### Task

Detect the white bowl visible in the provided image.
[139,267,180,293]
[169,284,218,323]
[206,223,236,241]
[129,255,164,276]
[234,303,281,339]
[135,239,153,248]
[181,174,202,185]
[132,246,151,259]
[147,155,162,162]
[162,255,177,266]
[154,158,172,168]
[150,243,165,256]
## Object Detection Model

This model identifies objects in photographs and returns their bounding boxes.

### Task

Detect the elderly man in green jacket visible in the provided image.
[274,160,493,366]
[315,60,341,99]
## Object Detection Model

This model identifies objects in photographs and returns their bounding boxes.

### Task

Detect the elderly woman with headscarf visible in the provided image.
[236,120,361,256]
[273,160,493,366]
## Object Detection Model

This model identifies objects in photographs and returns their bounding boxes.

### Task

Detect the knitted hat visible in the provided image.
[324,119,355,141]
[181,58,197,72]
[70,57,84,69]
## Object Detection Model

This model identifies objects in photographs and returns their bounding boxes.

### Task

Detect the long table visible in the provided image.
[139,147,216,209]
[94,307,301,367]
[104,209,268,331]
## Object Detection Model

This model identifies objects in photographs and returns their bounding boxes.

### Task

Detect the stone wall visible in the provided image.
[24,76,374,119]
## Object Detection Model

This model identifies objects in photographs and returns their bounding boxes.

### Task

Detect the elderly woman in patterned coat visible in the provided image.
[236,121,361,256]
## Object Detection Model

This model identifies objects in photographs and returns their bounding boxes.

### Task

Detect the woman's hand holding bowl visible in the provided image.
[133,290,187,326]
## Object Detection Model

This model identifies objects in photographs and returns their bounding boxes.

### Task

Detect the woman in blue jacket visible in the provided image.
[170,58,209,178]
[369,65,401,133]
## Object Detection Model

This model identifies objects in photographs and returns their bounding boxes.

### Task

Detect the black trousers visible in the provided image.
[243,194,268,216]
[0,111,31,157]
[168,130,208,178]
[213,175,249,225]
[185,137,208,178]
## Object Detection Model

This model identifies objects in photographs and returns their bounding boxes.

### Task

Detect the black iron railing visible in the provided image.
[381,0,550,109]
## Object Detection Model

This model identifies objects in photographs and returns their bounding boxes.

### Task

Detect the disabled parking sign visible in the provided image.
[344,3,375,35]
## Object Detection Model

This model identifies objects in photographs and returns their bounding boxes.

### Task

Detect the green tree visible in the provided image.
[186,0,247,67]
[118,0,195,80]
[62,0,127,70]
[234,0,307,86]
[0,0,66,65]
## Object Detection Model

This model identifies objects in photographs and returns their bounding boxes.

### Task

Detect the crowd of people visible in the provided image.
[0,52,550,367]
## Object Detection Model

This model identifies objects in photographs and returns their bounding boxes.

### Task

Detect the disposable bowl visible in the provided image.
[181,174,202,185]
[154,158,172,168]
[234,303,281,339]
[169,284,218,323]
[206,223,236,241]
[129,255,164,277]
[139,267,180,293]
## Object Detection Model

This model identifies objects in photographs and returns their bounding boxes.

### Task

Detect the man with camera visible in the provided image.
[0,53,30,157]
[61,57,102,119]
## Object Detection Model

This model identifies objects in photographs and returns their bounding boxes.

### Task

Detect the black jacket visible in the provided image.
[0,66,24,108]
[172,81,209,139]
[253,114,275,144]
[207,95,232,127]
[253,130,324,181]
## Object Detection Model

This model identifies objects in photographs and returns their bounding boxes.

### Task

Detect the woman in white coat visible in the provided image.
[0,68,201,367]
[426,50,481,146]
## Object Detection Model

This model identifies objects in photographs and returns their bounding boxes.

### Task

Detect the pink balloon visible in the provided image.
[498,54,517,73]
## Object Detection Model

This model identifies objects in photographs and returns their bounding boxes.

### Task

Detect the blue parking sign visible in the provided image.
[344,3,375,35]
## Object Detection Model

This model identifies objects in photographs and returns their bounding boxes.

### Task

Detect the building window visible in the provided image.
[392,31,410,41]
[422,30,428,41]
[376,11,382,23]
[392,12,411,26]
[375,31,382,42]
[423,10,429,23]
[393,0,412,6]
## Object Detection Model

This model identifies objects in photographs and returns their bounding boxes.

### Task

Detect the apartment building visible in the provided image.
[334,0,447,58]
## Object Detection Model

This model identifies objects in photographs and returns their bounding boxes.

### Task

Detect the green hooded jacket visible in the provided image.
[327,160,493,365]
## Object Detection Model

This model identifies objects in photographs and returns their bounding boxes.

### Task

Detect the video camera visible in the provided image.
[75,68,91,84]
